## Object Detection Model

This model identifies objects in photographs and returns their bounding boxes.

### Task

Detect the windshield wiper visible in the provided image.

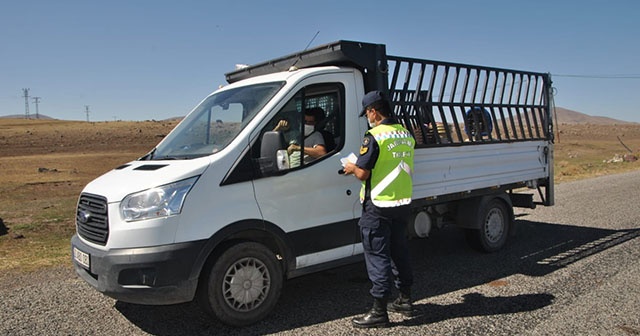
[153,154,206,160]
[139,148,157,161]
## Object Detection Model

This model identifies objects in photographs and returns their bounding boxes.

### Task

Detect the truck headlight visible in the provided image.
[120,176,198,222]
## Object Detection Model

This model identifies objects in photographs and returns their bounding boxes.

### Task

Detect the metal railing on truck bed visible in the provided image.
[386,55,553,147]
[225,40,554,148]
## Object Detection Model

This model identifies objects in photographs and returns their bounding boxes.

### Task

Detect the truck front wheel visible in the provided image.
[465,198,510,252]
[198,242,283,326]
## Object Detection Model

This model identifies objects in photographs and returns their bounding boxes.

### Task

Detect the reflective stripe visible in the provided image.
[372,129,412,141]
[372,198,412,208]
[370,160,412,200]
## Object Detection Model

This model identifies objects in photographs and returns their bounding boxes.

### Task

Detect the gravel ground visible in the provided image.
[1,171,639,336]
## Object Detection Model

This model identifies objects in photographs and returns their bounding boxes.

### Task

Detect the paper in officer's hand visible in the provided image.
[340,153,358,167]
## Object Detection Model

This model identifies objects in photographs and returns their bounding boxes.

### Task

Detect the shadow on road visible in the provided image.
[115,218,640,335]
[402,292,555,326]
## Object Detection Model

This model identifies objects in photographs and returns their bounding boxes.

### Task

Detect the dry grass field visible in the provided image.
[0,119,177,274]
[0,118,638,274]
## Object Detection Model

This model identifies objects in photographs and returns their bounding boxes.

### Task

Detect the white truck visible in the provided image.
[71,40,554,326]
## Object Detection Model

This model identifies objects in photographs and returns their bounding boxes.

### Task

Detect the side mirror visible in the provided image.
[259,131,288,175]
[276,149,290,170]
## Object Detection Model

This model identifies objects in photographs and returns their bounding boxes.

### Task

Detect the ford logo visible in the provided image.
[78,210,91,224]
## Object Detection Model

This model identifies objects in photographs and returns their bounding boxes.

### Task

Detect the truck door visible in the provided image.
[251,75,362,270]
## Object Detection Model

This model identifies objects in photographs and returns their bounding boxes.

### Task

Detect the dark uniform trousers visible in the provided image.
[359,199,413,299]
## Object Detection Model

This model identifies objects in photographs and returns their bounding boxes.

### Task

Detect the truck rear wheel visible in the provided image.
[198,242,283,326]
[465,198,510,252]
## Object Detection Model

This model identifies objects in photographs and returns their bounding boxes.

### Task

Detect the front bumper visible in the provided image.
[71,234,206,305]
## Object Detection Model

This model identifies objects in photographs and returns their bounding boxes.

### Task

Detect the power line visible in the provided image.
[553,73,640,79]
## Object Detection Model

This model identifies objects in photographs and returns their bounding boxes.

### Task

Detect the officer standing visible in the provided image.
[343,90,416,328]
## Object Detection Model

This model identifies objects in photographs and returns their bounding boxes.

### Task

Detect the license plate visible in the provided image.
[73,247,90,270]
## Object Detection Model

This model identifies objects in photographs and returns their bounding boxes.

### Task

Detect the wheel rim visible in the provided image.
[222,257,271,312]
[484,208,505,244]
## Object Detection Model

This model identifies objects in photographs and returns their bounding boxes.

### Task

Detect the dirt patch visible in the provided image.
[553,123,640,181]
[0,119,176,157]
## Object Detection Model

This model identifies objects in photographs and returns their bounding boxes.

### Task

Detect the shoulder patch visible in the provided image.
[360,136,370,155]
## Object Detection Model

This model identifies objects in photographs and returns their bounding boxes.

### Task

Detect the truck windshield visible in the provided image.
[150,82,284,160]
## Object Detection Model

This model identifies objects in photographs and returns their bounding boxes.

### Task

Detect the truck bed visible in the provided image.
[383,45,554,206]
[412,140,549,204]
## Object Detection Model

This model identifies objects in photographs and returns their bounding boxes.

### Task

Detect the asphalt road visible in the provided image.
[1,171,639,336]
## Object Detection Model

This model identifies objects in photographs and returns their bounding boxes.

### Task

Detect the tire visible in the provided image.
[465,198,510,253]
[197,242,283,326]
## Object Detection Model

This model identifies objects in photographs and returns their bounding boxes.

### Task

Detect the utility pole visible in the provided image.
[32,97,41,119]
[22,88,30,119]
[84,105,90,122]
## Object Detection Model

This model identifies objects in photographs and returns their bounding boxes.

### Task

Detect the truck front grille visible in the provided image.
[76,193,109,245]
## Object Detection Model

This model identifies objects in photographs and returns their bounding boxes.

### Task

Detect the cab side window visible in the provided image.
[259,83,344,169]
[221,83,345,185]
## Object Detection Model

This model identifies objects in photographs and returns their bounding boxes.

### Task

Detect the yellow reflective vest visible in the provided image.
[361,123,415,207]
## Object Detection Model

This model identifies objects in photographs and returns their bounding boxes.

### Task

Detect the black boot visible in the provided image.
[388,289,413,317]
[352,297,390,328]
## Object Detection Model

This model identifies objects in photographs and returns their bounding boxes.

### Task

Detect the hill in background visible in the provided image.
[0,114,55,120]
[553,107,634,125]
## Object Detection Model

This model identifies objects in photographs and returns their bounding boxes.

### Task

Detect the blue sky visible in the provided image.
[2,0,639,122]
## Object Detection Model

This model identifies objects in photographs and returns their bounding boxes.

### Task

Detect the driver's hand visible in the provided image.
[287,144,300,154]
[274,120,290,131]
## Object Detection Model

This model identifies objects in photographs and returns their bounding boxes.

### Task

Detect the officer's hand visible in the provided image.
[343,162,356,175]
